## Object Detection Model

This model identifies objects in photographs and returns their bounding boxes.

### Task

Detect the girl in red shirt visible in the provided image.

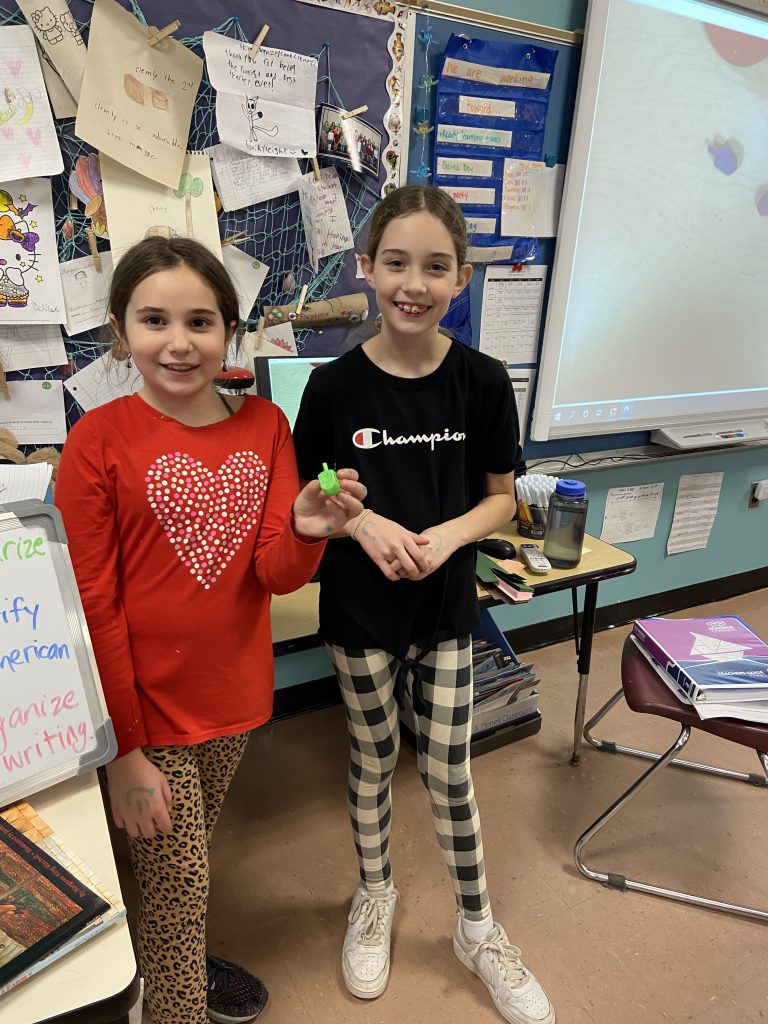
[55,237,365,1024]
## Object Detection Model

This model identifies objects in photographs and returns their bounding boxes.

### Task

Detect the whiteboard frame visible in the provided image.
[0,501,116,807]
[531,0,768,442]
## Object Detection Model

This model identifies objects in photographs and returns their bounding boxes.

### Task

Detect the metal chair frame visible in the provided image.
[575,688,768,921]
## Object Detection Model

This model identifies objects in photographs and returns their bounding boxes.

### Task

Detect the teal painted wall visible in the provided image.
[275,0,768,688]
[457,0,587,32]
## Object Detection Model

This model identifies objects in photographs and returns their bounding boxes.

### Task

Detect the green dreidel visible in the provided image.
[318,462,341,497]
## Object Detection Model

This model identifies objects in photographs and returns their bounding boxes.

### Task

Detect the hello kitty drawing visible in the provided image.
[0,191,41,309]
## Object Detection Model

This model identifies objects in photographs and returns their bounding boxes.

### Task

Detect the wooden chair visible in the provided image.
[574,634,768,921]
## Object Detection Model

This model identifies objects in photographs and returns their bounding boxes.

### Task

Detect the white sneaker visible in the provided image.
[453,919,555,1024]
[341,885,399,999]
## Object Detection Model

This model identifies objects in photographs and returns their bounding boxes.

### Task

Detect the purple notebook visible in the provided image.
[632,616,768,703]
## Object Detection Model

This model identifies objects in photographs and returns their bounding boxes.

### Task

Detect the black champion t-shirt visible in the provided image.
[292,341,520,658]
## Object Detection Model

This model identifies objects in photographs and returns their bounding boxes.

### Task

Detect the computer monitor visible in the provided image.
[255,356,336,431]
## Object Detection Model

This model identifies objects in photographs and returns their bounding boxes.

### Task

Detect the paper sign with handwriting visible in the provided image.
[437,156,493,178]
[443,57,550,90]
[17,0,86,101]
[203,32,318,159]
[465,217,496,235]
[221,247,269,321]
[61,252,113,336]
[436,124,511,148]
[0,380,66,443]
[101,151,221,265]
[466,245,514,263]
[0,524,99,788]
[501,159,564,238]
[0,324,65,371]
[77,0,202,188]
[210,143,302,212]
[63,352,143,413]
[0,26,63,178]
[0,177,66,325]
[458,95,517,118]
[297,167,354,272]
[440,185,495,206]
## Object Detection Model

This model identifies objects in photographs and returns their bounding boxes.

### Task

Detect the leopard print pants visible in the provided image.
[126,732,250,1024]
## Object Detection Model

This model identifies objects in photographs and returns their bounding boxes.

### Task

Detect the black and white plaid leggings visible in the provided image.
[326,636,490,920]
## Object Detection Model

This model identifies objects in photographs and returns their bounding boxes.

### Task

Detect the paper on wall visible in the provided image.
[501,159,565,238]
[63,352,143,413]
[210,144,302,212]
[101,151,221,265]
[506,367,536,437]
[77,0,202,188]
[252,322,298,357]
[17,0,86,101]
[0,379,66,443]
[297,167,354,272]
[467,246,514,263]
[35,37,77,118]
[61,251,113,336]
[203,33,318,159]
[0,177,66,325]
[601,483,664,544]
[478,265,546,363]
[0,26,63,178]
[666,473,723,555]
[221,246,269,322]
[0,462,53,503]
[0,324,66,371]
[442,57,550,90]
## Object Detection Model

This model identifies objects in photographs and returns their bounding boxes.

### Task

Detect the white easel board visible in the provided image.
[0,501,116,807]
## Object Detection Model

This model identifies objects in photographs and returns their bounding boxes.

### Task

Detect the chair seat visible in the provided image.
[622,636,768,750]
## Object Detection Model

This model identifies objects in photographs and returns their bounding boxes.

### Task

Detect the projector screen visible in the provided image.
[531,0,768,442]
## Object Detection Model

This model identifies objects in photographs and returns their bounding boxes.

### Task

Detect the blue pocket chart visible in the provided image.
[433,34,558,263]
[0,500,116,807]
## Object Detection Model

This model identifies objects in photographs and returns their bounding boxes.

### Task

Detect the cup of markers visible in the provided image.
[515,475,559,540]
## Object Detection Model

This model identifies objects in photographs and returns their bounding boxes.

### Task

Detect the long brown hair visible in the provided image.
[365,185,468,266]
[108,237,239,358]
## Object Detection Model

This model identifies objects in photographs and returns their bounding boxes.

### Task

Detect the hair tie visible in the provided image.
[350,508,373,541]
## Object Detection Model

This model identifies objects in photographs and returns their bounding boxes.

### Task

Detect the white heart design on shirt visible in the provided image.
[146,451,268,589]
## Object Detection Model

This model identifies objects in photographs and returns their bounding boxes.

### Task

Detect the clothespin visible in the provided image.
[249,25,270,57]
[0,358,9,401]
[341,105,368,120]
[85,227,102,272]
[147,20,181,47]
[311,157,321,182]
[295,284,308,317]
[544,153,558,168]
[68,191,78,211]
[222,231,248,248]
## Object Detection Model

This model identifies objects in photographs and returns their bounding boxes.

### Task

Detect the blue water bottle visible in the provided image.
[543,479,588,568]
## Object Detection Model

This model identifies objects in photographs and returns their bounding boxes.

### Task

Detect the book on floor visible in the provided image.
[0,802,126,995]
[632,616,768,704]
[472,691,539,736]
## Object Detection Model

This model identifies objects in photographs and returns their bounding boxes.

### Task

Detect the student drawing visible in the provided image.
[292,185,555,1024]
[29,6,63,46]
[242,96,279,143]
[55,236,366,1024]
[173,172,204,237]
[69,153,108,238]
[0,188,40,310]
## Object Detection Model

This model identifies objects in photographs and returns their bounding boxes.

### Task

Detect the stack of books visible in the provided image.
[632,616,768,722]
[471,633,539,738]
[0,801,126,995]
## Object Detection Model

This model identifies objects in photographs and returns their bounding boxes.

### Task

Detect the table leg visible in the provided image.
[571,581,599,766]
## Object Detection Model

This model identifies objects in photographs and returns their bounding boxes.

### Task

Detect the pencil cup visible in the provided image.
[516,500,545,539]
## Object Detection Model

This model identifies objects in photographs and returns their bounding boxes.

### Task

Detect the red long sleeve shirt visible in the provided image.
[55,394,324,756]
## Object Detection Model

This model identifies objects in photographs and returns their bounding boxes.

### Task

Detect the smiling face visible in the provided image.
[110,265,235,418]
[361,209,471,342]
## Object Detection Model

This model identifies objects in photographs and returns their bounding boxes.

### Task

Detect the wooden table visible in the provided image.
[271,529,636,765]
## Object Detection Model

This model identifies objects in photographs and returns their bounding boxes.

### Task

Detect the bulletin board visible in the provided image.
[404,7,650,459]
[0,500,116,808]
[0,0,406,443]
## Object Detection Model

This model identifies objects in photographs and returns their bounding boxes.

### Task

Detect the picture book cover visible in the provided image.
[632,616,768,702]
[0,816,109,987]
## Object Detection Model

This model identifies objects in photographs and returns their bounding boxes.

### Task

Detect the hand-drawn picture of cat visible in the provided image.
[30,6,63,46]
[243,97,279,142]
[0,204,41,310]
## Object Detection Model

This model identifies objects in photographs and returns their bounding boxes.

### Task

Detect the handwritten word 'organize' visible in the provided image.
[0,691,79,756]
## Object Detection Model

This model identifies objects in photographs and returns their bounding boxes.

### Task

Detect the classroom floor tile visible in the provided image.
[125,586,768,1024]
